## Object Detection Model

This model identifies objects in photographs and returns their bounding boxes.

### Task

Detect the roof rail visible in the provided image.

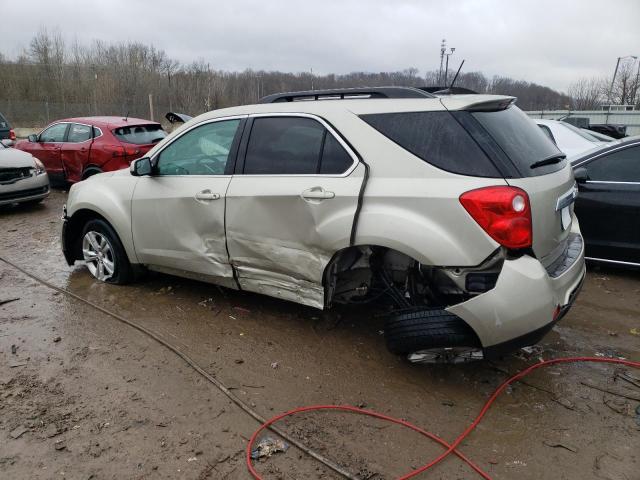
[259,86,435,103]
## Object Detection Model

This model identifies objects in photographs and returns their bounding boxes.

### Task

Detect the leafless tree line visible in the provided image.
[4,29,634,126]
[567,59,640,110]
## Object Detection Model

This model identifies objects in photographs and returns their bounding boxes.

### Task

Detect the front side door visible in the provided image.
[575,145,640,263]
[225,114,363,308]
[61,123,93,182]
[132,117,244,288]
[28,123,69,179]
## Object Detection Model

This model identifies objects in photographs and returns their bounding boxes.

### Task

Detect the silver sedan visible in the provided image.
[0,140,50,206]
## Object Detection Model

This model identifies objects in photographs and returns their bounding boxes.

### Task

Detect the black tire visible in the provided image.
[81,219,133,284]
[384,309,479,355]
[82,167,103,180]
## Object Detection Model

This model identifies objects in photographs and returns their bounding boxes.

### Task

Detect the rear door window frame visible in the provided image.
[234,113,359,177]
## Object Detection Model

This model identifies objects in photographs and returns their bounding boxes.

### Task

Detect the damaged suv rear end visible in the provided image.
[324,94,585,362]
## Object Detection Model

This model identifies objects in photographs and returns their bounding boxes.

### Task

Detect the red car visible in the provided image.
[15,116,167,183]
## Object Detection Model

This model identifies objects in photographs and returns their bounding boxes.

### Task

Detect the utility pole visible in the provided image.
[444,47,456,86]
[310,68,314,90]
[439,39,446,84]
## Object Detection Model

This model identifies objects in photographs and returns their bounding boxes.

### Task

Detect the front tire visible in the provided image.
[81,219,133,284]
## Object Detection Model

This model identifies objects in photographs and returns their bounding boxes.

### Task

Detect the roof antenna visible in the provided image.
[449,59,465,90]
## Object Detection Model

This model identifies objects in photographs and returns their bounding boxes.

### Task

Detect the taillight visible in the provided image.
[9,129,16,141]
[459,186,532,249]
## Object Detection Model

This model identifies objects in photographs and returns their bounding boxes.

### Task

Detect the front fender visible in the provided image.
[66,173,139,263]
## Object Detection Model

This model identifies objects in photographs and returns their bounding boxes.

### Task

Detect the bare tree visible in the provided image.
[568,77,604,110]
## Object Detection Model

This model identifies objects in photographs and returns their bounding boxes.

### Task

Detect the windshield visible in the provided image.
[113,124,167,145]
[472,106,566,176]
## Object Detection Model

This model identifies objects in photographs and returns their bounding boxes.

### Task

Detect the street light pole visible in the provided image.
[608,55,638,106]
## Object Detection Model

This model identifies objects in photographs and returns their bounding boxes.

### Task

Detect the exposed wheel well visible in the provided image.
[323,244,503,309]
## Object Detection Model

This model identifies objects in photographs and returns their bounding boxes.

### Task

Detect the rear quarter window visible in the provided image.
[113,124,167,145]
[471,106,566,176]
[360,111,502,177]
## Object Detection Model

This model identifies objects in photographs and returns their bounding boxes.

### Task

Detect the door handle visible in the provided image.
[194,190,221,201]
[301,187,335,201]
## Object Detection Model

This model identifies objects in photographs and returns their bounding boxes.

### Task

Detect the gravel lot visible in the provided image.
[1,189,639,479]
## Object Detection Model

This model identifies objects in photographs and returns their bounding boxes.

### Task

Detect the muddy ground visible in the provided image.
[1,190,639,480]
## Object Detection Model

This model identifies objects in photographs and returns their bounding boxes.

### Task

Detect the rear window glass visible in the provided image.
[472,107,566,176]
[113,124,167,145]
[360,111,501,177]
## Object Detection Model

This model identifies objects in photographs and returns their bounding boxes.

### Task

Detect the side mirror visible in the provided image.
[131,157,153,176]
[573,167,589,183]
[28,134,38,143]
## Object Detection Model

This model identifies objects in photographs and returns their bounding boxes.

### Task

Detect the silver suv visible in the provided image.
[61,87,585,362]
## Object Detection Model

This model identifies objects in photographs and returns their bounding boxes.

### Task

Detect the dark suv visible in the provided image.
[0,112,16,146]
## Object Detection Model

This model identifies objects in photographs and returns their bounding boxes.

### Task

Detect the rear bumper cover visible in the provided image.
[447,231,586,355]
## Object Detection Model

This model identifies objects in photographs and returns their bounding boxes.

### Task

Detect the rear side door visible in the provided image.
[61,123,93,182]
[29,123,69,179]
[225,114,363,309]
[131,117,244,288]
[574,144,640,263]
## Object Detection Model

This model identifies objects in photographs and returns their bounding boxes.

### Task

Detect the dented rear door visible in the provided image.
[225,114,363,308]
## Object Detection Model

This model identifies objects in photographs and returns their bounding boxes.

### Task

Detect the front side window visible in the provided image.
[39,123,68,143]
[243,117,353,175]
[156,119,240,176]
[67,123,92,143]
[586,146,640,182]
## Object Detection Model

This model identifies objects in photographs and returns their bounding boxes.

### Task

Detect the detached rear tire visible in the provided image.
[385,309,479,355]
[81,219,133,284]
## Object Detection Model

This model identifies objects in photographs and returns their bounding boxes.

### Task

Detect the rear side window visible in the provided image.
[360,111,501,177]
[68,123,92,143]
[114,124,167,145]
[244,117,353,175]
[471,107,565,176]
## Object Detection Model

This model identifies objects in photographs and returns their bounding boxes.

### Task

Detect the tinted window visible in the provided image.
[67,123,92,143]
[39,123,68,142]
[0,113,8,128]
[244,117,325,174]
[114,124,167,145]
[472,106,565,176]
[361,111,501,177]
[320,134,353,174]
[586,146,640,182]
[156,119,240,176]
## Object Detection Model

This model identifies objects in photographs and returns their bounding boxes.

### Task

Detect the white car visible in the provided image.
[0,140,50,206]
[534,119,613,159]
[61,87,585,362]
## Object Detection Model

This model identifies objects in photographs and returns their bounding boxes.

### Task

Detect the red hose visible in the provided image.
[246,357,640,479]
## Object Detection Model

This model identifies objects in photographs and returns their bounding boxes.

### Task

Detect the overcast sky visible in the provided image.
[2,0,639,93]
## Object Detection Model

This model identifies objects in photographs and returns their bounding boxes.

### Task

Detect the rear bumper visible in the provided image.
[447,230,586,355]
[0,174,50,206]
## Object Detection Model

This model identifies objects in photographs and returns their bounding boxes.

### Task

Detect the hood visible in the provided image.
[0,147,37,168]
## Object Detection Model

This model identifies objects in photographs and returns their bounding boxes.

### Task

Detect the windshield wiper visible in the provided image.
[530,154,566,169]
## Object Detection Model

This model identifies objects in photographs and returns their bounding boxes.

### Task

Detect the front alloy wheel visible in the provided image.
[82,231,116,281]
